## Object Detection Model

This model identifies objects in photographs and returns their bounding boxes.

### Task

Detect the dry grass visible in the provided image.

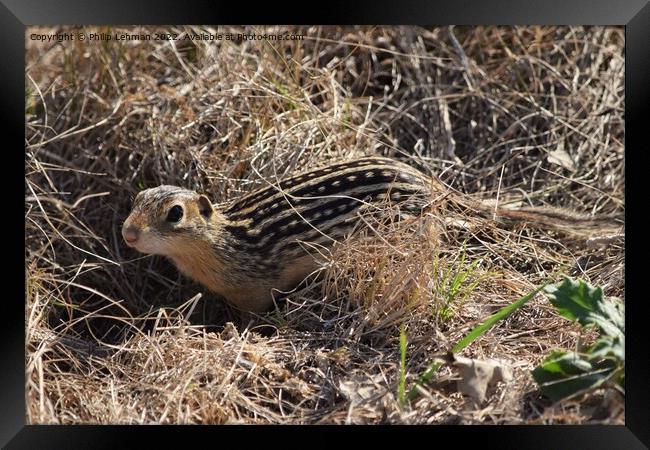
[25,25,624,424]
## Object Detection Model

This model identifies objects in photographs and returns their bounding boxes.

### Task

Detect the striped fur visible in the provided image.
[220,157,434,260]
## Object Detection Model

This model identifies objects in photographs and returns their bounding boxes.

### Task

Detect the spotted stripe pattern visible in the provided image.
[219,157,433,263]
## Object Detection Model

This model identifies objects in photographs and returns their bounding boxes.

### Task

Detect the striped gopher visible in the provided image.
[122,156,621,312]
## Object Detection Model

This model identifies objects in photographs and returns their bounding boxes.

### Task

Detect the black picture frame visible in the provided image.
[5,0,648,447]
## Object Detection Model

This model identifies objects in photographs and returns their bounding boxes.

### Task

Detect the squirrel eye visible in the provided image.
[166,205,184,223]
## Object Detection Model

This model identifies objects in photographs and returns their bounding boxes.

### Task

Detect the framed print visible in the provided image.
[5,0,649,447]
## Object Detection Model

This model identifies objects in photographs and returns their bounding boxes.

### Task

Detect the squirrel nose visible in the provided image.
[122,225,140,245]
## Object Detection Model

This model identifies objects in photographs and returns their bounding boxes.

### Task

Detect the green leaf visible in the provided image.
[590,334,625,361]
[533,277,626,402]
[452,283,547,354]
[544,278,624,357]
[542,278,603,325]
[543,278,624,337]
[532,350,619,402]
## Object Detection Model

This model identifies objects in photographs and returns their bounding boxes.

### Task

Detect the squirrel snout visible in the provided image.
[122,224,140,246]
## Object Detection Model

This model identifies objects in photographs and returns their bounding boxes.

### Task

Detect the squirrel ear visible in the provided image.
[197,194,214,219]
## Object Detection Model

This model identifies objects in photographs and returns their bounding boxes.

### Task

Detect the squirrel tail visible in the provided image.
[444,193,624,239]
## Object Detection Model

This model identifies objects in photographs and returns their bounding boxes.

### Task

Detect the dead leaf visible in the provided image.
[454,355,513,404]
[547,147,576,172]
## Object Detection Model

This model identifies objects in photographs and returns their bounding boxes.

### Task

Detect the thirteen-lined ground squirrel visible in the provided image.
[122,157,622,312]
[122,157,435,311]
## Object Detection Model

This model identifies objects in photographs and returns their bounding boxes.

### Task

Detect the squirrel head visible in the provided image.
[122,185,215,256]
